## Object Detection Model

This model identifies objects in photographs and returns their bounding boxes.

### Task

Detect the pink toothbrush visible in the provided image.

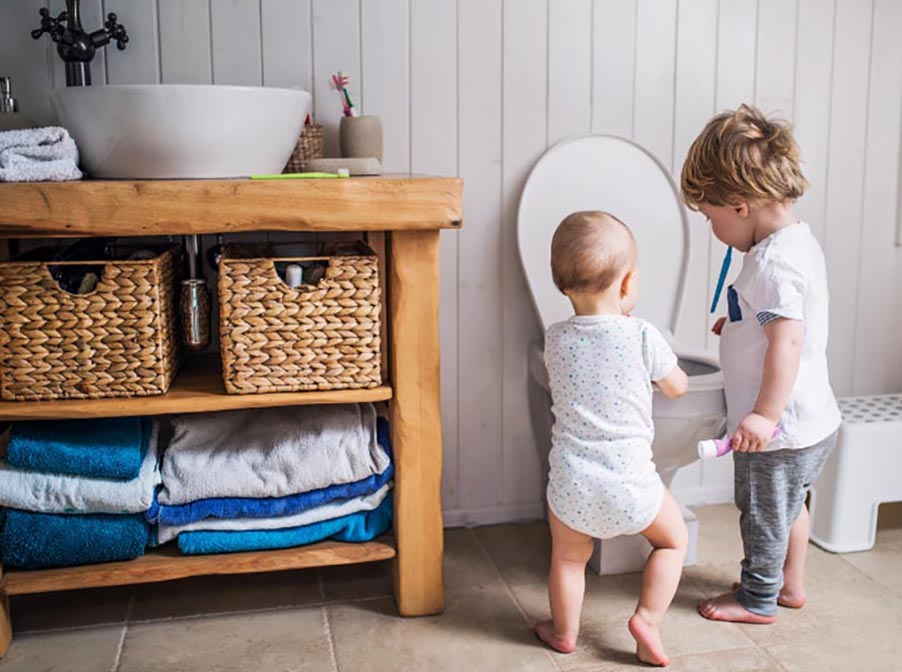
[697,428,782,458]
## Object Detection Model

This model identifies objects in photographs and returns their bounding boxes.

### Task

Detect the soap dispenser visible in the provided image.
[0,77,37,131]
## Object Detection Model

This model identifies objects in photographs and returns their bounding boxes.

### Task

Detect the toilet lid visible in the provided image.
[517,135,689,334]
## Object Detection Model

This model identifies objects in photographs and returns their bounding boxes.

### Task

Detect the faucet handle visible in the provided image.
[105,12,129,50]
[31,7,67,43]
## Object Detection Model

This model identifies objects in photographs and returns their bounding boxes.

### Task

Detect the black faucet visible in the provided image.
[31,0,128,87]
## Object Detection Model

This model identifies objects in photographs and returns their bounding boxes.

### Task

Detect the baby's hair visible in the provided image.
[681,104,808,210]
[551,211,636,294]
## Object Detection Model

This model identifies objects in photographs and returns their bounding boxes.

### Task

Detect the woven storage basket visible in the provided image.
[219,244,381,394]
[284,123,324,173]
[0,246,180,401]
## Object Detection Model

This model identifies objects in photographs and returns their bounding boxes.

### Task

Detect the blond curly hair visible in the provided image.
[681,104,808,210]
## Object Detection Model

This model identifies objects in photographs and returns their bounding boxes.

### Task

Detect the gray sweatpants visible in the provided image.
[733,431,837,616]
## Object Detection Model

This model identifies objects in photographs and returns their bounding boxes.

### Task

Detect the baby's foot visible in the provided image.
[698,592,776,624]
[628,612,669,667]
[534,620,576,654]
[732,581,807,609]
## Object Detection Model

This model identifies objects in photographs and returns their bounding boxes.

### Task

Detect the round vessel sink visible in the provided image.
[51,84,311,179]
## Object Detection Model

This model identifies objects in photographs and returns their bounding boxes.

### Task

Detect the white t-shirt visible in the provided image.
[720,222,842,449]
[544,315,677,539]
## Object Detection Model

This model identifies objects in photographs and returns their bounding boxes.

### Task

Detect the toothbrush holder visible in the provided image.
[339,115,383,161]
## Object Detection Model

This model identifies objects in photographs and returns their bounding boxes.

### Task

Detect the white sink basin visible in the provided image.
[51,84,311,179]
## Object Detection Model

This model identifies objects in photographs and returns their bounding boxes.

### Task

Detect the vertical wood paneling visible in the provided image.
[360,0,409,173]
[311,0,360,158]
[159,0,212,84]
[0,0,55,124]
[411,0,460,511]
[456,0,504,512]
[852,0,902,394]
[592,0,637,137]
[210,0,262,86]
[823,0,874,395]
[104,0,159,84]
[793,0,837,242]
[502,0,547,506]
[261,0,312,90]
[755,0,798,118]
[547,0,591,145]
[633,0,677,168]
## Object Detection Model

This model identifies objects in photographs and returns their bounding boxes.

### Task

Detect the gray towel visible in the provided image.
[158,403,390,505]
[0,126,82,182]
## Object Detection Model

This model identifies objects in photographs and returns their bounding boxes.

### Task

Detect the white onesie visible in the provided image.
[545,314,678,539]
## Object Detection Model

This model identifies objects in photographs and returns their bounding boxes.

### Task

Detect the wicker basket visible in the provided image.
[284,123,324,173]
[219,243,382,394]
[0,246,180,401]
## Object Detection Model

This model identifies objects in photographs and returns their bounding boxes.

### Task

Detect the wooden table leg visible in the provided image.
[388,230,445,616]
[0,590,11,658]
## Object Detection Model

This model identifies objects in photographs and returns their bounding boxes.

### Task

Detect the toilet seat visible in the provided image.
[517,134,721,392]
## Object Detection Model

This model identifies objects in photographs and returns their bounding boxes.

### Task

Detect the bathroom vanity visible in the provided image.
[0,175,462,656]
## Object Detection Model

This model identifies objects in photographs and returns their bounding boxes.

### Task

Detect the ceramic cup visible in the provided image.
[339,115,383,161]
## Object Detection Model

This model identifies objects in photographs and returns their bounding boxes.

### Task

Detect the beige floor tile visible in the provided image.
[328,589,557,672]
[840,539,902,596]
[9,586,134,633]
[472,521,550,587]
[118,607,332,672]
[665,647,781,672]
[874,501,902,544]
[0,627,124,672]
[511,570,754,670]
[691,503,744,565]
[130,569,322,622]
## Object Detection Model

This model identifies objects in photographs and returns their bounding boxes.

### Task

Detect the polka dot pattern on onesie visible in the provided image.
[544,315,677,539]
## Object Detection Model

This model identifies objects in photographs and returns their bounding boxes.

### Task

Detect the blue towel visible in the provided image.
[0,508,150,569]
[150,417,393,526]
[8,417,149,481]
[177,493,392,555]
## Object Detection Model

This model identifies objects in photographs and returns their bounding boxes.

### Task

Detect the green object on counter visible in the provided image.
[251,171,350,180]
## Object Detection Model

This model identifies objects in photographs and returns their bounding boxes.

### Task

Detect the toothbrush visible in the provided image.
[332,71,357,117]
[710,246,733,313]
[698,428,782,458]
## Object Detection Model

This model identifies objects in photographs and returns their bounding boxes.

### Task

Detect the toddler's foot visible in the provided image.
[732,581,807,609]
[534,620,576,654]
[697,592,776,624]
[628,612,669,667]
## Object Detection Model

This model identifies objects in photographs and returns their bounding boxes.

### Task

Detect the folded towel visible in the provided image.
[158,483,392,544]
[151,417,393,526]
[0,126,82,182]
[0,421,161,514]
[8,417,149,481]
[159,403,389,505]
[0,508,150,569]
[177,492,392,555]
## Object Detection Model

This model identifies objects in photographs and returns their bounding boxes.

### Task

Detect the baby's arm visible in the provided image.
[732,318,803,451]
[654,366,688,399]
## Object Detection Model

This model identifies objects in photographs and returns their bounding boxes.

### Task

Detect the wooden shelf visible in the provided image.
[0,175,463,239]
[1,538,396,596]
[0,356,392,421]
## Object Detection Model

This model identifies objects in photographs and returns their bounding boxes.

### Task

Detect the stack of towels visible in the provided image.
[0,127,82,182]
[0,418,157,569]
[149,403,393,555]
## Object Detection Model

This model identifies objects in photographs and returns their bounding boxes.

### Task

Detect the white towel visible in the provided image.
[158,403,390,505]
[157,482,392,544]
[0,126,82,182]
[0,421,161,514]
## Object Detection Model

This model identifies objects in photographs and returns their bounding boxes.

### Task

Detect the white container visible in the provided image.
[51,84,311,179]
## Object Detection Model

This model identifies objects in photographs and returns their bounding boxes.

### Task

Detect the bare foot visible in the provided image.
[698,592,776,624]
[534,620,576,654]
[732,581,807,609]
[628,612,670,667]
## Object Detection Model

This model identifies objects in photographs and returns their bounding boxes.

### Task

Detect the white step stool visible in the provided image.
[809,394,902,553]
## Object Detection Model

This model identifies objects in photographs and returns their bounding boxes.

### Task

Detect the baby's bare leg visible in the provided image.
[629,489,688,667]
[781,505,809,607]
[535,508,594,654]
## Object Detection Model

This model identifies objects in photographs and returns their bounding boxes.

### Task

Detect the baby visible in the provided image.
[682,105,842,623]
[534,211,689,667]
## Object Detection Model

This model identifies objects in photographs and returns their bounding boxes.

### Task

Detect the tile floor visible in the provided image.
[2,503,901,672]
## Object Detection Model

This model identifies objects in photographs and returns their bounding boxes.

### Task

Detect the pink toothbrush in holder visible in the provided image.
[697,428,782,458]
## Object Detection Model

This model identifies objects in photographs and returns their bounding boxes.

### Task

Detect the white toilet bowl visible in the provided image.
[518,135,727,574]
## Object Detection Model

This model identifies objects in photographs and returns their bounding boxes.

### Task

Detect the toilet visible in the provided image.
[518,135,727,574]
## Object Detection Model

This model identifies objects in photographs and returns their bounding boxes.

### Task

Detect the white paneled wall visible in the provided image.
[2,0,902,526]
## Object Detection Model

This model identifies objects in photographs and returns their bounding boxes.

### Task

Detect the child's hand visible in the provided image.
[731,413,777,452]
[711,317,726,336]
